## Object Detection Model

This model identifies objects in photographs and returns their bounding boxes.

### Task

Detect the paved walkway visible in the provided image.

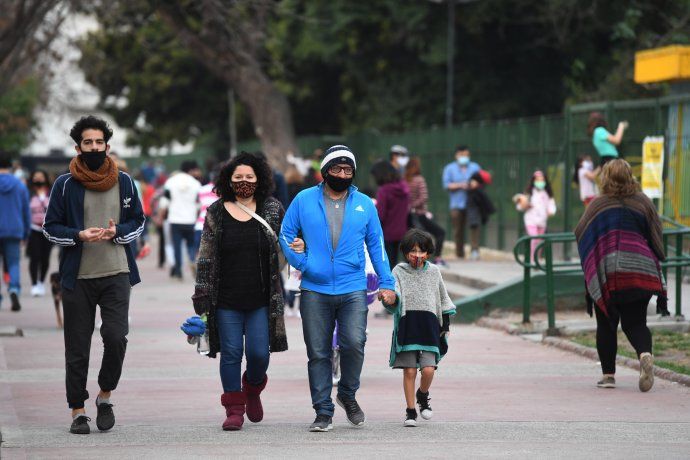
[2,254,690,459]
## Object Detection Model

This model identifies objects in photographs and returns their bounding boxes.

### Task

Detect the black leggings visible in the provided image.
[595,294,653,374]
[27,230,53,284]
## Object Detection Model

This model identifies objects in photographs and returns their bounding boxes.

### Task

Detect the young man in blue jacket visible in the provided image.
[43,116,145,435]
[0,150,30,312]
[280,145,397,432]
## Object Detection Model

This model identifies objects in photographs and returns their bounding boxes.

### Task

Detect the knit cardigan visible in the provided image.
[192,197,288,358]
[574,192,668,317]
[385,262,456,366]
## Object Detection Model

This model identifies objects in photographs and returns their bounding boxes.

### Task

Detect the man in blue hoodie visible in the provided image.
[0,151,30,312]
[280,145,397,432]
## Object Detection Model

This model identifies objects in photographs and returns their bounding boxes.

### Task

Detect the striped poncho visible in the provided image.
[574,193,668,316]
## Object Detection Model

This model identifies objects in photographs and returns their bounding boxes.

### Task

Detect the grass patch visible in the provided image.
[570,329,690,376]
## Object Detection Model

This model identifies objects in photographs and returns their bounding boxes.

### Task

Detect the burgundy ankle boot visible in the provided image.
[220,391,246,431]
[242,372,268,423]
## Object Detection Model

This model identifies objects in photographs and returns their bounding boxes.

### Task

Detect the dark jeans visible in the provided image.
[300,289,367,416]
[62,273,130,409]
[595,294,653,375]
[156,225,165,268]
[27,230,53,284]
[170,223,196,275]
[385,241,400,270]
[216,307,270,392]
[450,209,479,257]
[0,238,21,295]
[417,214,446,258]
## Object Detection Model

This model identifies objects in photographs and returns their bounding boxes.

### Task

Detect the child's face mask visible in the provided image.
[407,252,428,269]
[534,180,546,190]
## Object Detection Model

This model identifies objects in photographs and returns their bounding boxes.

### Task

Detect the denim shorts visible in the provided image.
[392,350,437,369]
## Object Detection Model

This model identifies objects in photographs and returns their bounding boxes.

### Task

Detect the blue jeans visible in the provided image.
[216,307,270,392]
[170,224,196,275]
[0,238,21,298]
[300,290,367,416]
[193,229,202,257]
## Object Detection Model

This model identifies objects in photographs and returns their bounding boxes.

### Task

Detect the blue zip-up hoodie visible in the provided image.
[43,171,146,290]
[279,183,395,295]
[0,174,30,240]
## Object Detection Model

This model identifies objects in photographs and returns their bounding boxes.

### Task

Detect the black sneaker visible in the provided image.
[336,395,365,426]
[70,415,91,434]
[96,401,115,431]
[416,389,433,420]
[10,292,21,312]
[309,414,333,432]
[404,408,417,427]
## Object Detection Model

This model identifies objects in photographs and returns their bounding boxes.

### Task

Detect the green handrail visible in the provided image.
[513,220,690,334]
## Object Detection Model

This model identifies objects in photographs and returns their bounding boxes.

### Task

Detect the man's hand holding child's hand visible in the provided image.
[378,289,396,305]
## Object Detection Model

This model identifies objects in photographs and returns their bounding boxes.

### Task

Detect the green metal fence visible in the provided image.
[513,220,690,333]
[126,94,690,252]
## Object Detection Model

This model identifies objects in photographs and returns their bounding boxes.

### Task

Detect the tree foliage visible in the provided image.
[78,1,232,156]
[0,78,40,152]
[77,0,690,152]
[0,0,71,153]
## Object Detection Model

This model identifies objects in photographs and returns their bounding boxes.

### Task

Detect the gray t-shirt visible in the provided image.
[323,189,347,250]
[78,183,129,279]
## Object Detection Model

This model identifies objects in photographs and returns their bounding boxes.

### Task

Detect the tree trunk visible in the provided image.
[155,1,298,171]
[230,67,297,171]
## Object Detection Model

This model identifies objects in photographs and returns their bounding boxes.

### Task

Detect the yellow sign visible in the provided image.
[634,45,690,84]
[642,136,664,199]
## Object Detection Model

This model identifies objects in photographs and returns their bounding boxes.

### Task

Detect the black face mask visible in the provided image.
[81,151,107,171]
[324,174,353,192]
[33,181,47,187]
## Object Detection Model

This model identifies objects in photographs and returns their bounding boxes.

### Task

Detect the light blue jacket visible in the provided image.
[279,183,395,295]
[442,161,481,210]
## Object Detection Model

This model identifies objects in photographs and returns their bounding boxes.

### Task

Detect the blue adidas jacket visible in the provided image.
[279,183,395,295]
[43,171,146,290]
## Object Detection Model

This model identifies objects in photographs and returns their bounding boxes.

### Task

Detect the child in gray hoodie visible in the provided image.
[382,229,456,427]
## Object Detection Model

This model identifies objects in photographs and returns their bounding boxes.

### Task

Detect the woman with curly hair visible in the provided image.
[575,159,667,392]
[191,151,291,431]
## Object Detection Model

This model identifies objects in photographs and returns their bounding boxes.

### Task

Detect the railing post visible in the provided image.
[563,109,572,260]
[522,240,531,324]
[545,241,558,335]
[675,233,684,319]
[663,233,669,285]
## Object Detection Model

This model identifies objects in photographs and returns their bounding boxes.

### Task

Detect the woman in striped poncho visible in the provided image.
[574,159,668,392]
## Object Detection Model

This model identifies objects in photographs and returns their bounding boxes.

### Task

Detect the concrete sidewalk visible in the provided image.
[2,254,690,459]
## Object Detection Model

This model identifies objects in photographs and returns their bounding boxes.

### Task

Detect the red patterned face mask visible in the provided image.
[231,180,257,199]
[407,254,427,269]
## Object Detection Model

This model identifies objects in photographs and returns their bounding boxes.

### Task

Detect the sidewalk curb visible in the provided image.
[476,317,524,335]
[542,337,690,388]
[477,317,690,388]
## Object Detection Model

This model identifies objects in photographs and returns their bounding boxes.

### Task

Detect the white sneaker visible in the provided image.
[404,409,417,427]
[31,285,40,297]
[639,353,654,392]
[470,249,480,261]
[36,282,46,296]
